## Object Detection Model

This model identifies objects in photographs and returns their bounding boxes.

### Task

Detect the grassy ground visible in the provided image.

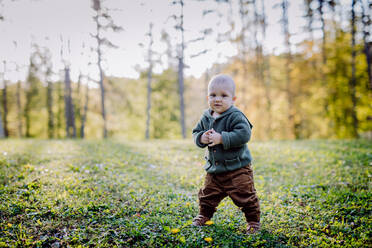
[0,139,371,247]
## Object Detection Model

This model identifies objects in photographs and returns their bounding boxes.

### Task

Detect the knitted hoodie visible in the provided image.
[192,106,253,174]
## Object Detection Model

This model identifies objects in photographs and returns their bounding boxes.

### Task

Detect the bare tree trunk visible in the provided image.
[64,67,76,138]
[91,0,122,138]
[360,0,372,90]
[178,0,186,139]
[80,83,89,138]
[318,0,327,64]
[145,23,153,140]
[24,89,32,138]
[0,113,4,138]
[238,0,250,109]
[349,0,359,137]
[56,81,63,138]
[281,0,296,139]
[93,5,107,139]
[305,0,317,70]
[253,0,261,82]
[24,56,38,138]
[46,67,54,139]
[75,73,82,136]
[260,0,273,139]
[16,80,22,137]
[2,81,8,137]
[97,49,107,138]
[2,61,8,137]
[178,57,186,139]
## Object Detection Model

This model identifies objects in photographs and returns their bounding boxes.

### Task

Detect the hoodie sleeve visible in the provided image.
[221,113,252,150]
[192,115,208,148]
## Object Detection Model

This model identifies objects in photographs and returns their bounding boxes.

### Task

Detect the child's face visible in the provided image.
[207,82,236,114]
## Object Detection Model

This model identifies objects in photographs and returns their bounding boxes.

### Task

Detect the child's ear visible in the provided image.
[233,96,237,101]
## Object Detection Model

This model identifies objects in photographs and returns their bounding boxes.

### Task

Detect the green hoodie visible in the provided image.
[192,106,253,174]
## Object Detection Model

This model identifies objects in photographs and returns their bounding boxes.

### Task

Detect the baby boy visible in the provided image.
[192,74,260,234]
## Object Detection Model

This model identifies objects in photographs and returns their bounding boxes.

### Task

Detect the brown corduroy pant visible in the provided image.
[198,165,260,223]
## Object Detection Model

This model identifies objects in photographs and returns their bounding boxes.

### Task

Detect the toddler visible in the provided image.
[192,74,260,234]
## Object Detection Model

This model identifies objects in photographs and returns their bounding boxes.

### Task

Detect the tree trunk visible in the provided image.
[238,0,250,110]
[281,0,296,139]
[178,0,186,139]
[16,81,22,137]
[64,67,76,138]
[145,23,153,140]
[56,81,63,138]
[349,0,359,137]
[46,67,54,139]
[75,73,82,136]
[318,0,327,64]
[98,49,107,138]
[2,61,8,137]
[80,83,89,138]
[24,92,31,138]
[260,0,273,139]
[91,0,122,138]
[24,57,38,138]
[2,79,8,137]
[360,0,372,90]
[0,114,4,138]
[93,8,108,139]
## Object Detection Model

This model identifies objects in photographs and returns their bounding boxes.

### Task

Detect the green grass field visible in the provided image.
[0,139,371,247]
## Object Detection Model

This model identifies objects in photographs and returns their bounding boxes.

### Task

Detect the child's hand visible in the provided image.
[200,130,213,144]
[208,129,222,147]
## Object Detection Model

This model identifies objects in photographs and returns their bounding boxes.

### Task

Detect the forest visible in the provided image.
[0,0,370,140]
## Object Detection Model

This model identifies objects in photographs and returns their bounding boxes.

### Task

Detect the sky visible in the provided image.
[0,0,308,83]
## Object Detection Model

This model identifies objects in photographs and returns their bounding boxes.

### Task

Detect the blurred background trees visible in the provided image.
[0,0,370,140]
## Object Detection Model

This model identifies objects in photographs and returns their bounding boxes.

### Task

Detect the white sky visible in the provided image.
[0,0,308,82]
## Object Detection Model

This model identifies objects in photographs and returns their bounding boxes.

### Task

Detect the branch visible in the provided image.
[190,49,209,58]
[100,37,119,49]
[187,37,204,43]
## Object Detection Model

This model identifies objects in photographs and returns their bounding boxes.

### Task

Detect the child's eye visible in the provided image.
[222,94,228,97]
[210,94,216,97]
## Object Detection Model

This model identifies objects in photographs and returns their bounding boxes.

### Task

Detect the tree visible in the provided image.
[40,48,55,138]
[145,23,154,140]
[1,61,8,137]
[349,0,359,137]
[360,0,371,89]
[237,0,252,109]
[80,76,90,138]
[74,72,83,137]
[64,66,76,138]
[91,0,123,138]
[55,80,64,138]
[171,0,187,139]
[16,80,22,137]
[258,0,273,139]
[60,38,76,138]
[170,0,212,138]
[278,0,298,138]
[24,49,41,138]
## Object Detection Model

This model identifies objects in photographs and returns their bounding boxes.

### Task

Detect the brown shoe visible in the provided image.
[192,215,210,226]
[246,222,261,234]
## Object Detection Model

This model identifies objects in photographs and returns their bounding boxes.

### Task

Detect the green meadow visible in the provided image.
[0,139,371,247]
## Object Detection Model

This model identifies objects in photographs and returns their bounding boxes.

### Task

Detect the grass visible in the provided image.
[0,139,371,247]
